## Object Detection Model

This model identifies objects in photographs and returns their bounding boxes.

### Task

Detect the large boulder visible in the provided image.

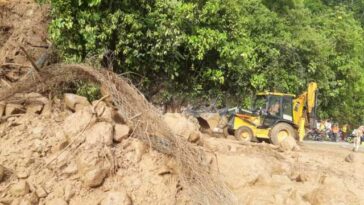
[26,103,44,114]
[9,181,30,196]
[64,93,91,111]
[100,191,132,205]
[113,124,130,142]
[76,150,111,187]
[85,122,114,146]
[63,108,96,138]
[76,150,102,173]
[83,167,108,188]
[163,113,199,139]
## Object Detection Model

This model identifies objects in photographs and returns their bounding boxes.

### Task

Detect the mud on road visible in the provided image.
[200,136,364,205]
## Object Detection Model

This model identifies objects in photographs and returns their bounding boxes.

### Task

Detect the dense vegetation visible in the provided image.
[48,0,364,125]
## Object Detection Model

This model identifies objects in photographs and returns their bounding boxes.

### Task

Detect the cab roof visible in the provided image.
[257,92,296,97]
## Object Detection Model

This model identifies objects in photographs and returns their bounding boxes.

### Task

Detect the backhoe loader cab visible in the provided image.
[253,93,295,126]
[253,93,294,121]
[227,82,318,145]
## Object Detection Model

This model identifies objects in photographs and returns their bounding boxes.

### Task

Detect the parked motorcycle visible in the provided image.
[306,129,324,141]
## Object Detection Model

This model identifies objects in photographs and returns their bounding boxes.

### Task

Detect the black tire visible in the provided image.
[270,123,297,145]
[234,126,253,142]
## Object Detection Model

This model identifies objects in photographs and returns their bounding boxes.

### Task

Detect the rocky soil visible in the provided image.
[0,93,187,205]
[1,93,364,205]
[0,0,50,89]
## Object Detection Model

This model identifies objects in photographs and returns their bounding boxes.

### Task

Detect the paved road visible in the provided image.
[303,140,364,152]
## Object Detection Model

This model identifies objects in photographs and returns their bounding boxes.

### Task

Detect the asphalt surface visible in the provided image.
[303,140,364,152]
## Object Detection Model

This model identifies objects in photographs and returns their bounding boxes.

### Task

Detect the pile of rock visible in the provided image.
[163,112,201,143]
[63,93,131,146]
[51,93,133,204]
[0,92,200,205]
[0,93,50,118]
[0,93,136,205]
[59,94,133,188]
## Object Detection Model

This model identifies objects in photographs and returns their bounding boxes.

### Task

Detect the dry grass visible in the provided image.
[0,64,237,205]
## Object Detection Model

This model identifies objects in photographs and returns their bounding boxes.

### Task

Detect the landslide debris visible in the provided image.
[1,69,364,205]
[1,1,364,205]
[0,92,186,204]
[0,0,50,89]
[0,64,237,205]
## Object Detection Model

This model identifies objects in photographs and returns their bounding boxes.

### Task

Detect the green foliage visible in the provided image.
[76,82,101,102]
[35,0,49,4]
[49,0,364,126]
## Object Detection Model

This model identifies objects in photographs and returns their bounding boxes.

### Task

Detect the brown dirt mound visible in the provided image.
[0,64,237,205]
[0,0,49,88]
[2,70,364,205]
[0,99,184,204]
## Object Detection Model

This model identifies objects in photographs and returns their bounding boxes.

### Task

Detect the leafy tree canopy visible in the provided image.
[49,0,364,126]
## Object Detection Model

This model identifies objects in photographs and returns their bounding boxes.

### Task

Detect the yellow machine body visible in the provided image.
[232,114,270,139]
[230,82,318,142]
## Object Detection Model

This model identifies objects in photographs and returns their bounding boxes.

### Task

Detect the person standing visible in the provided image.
[325,120,332,140]
[353,126,364,152]
[342,124,348,141]
[325,120,332,130]
[319,121,326,132]
[332,123,339,142]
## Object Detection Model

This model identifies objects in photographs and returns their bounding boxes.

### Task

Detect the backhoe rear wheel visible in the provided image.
[234,126,253,142]
[270,123,297,145]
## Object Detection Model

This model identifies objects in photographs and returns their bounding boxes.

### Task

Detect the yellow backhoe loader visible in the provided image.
[226,82,318,145]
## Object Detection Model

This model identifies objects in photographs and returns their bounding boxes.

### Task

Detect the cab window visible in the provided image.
[253,96,267,111]
[282,97,293,121]
[267,96,281,116]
